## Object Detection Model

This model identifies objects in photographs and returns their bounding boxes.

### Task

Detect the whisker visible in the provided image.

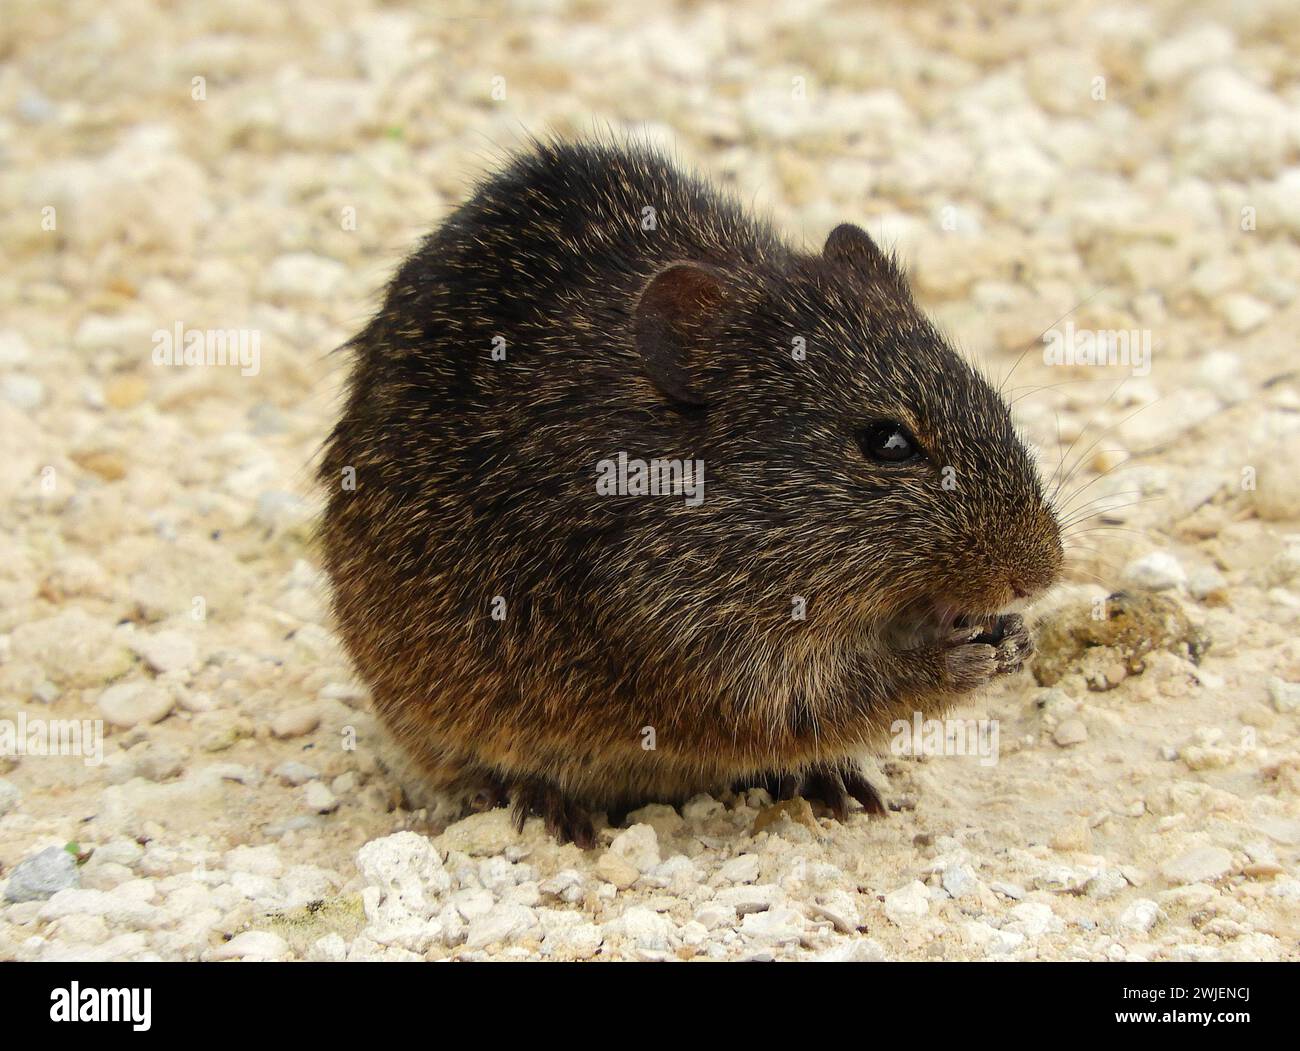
[1052,396,1162,503]
[1044,375,1133,499]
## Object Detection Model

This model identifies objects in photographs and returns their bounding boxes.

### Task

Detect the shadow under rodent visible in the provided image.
[319,138,1064,847]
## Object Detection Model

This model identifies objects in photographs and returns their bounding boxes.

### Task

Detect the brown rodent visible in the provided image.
[319,138,1063,846]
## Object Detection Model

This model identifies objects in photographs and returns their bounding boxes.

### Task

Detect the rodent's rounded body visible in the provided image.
[320,139,1062,842]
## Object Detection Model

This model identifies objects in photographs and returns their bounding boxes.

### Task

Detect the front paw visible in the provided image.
[939,631,1000,693]
[972,613,1034,676]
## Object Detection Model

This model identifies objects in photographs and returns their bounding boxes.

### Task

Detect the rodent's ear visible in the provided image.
[824,223,906,287]
[633,262,727,407]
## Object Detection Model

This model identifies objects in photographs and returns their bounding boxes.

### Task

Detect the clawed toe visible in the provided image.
[740,762,888,822]
[509,778,596,848]
[840,768,888,816]
[993,613,1035,675]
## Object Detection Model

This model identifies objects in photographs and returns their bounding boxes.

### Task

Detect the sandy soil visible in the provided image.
[1,0,1299,961]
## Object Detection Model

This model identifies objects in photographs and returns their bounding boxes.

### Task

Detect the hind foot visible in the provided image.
[742,760,887,822]
[509,777,596,849]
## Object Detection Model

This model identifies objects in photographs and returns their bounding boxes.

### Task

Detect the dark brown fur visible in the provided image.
[319,138,1062,843]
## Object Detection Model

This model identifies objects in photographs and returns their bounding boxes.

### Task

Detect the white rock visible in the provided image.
[941,864,977,899]
[963,920,1025,955]
[713,884,780,915]
[978,141,1056,219]
[807,889,860,933]
[1264,540,1300,587]
[1251,432,1300,520]
[1144,25,1234,84]
[1118,389,1219,449]
[131,631,197,674]
[304,782,338,814]
[464,904,537,949]
[1267,678,1300,713]
[624,803,685,839]
[681,793,725,822]
[273,761,319,786]
[435,902,466,947]
[1161,846,1233,885]
[1123,551,1187,591]
[1085,869,1128,900]
[989,881,1025,900]
[611,906,673,951]
[4,847,79,902]
[276,77,377,147]
[229,871,281,905]
[718,854,761,885]
[1188,566,1227,599]
[646,854,698,892]
[1053,719,1089,747]
[93,838,144,867]
[883,881,930,926]
[0,330,32,366]
[11,609,133,688]
[740,905,805,946]
[608,823,660,872]
[694,903,737,930]
[1219,293,1271,334]
[1007,901,1057,937]
[814,937,887,962]
[450,888,495,921]
[594,852,639,890]
[1261,168,1300,235]
[543,922,603,959]
[1,375,46,410]
[356,832,450,920]
[1190,259,1243,300]
[438,809,521,856]
[41,128,209,255]
[38,888,158,927]
[0,779,21,817]
[356,834,452,954]
[346,934,424,962]
[359,898,442,953]
[478,856,530,893]
[1195,351,1250,404]
[271,704,321,739]
[98,682,175,729]
[535,908,583,934]
[224,845,283,878]
[1118,898,1160,933]
[211,930,289,960]
[262,253,346,300]
[307,933,348,961]
[538,870,584,903]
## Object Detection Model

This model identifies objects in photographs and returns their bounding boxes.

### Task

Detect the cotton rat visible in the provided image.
[319,138,1063,846]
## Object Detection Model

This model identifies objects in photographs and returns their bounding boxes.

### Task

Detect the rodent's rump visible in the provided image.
[319,138,1063,845]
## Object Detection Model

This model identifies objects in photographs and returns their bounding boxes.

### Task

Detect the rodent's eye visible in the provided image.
[856,421,922,464]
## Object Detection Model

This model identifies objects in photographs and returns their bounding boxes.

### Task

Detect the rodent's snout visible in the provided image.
[961,504,1064,614]
[1010,507,1066,602]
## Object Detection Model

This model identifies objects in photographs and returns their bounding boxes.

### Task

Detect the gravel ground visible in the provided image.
[2,0,1300,962]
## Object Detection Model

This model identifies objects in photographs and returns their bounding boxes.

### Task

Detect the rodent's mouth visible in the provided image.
[885,600,1020,649]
